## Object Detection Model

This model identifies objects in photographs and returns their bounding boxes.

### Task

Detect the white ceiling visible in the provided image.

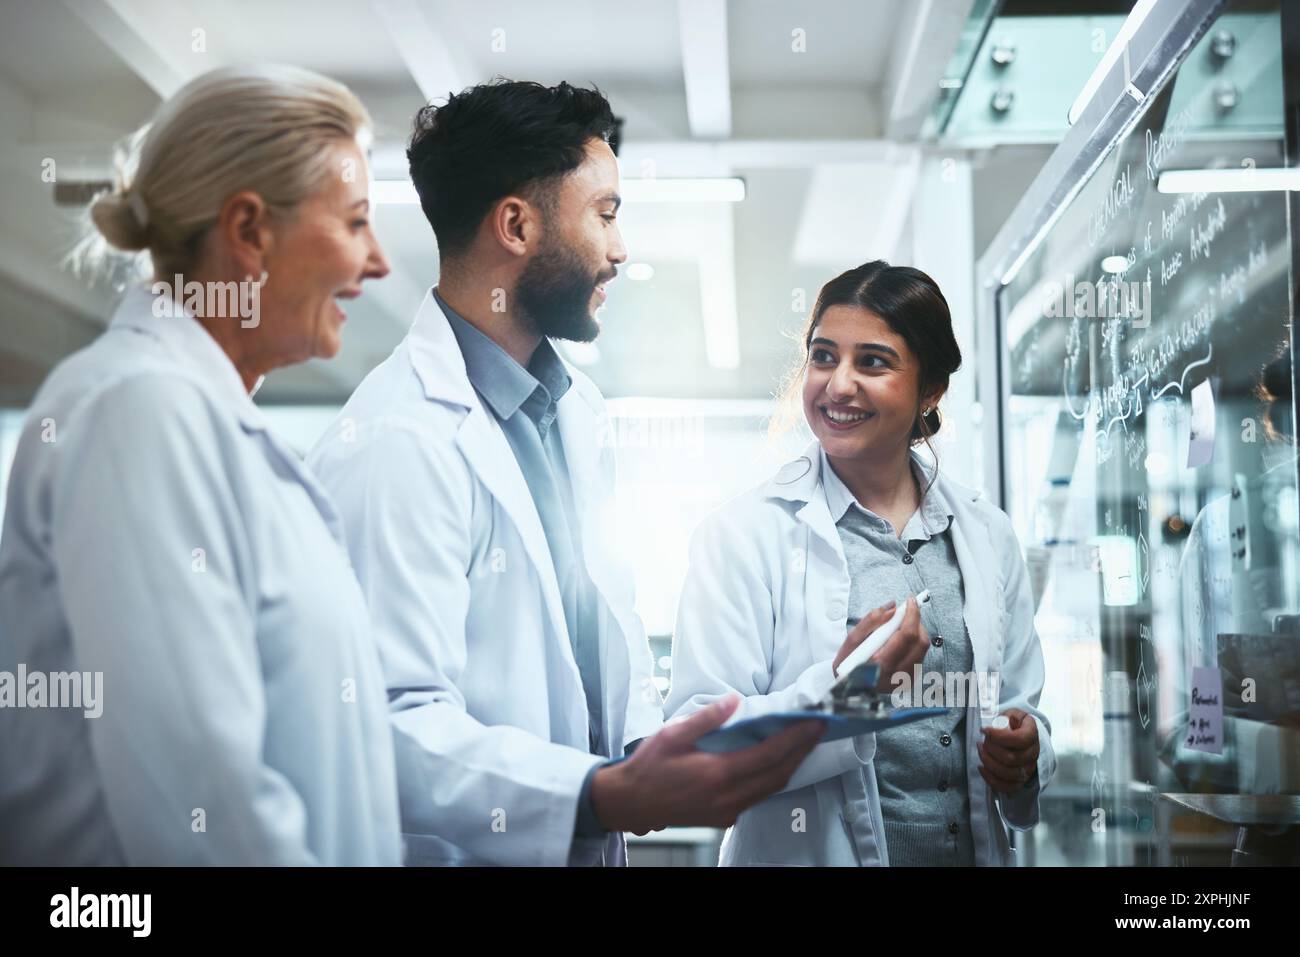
[728,0,897,86]
[0,0,979,404]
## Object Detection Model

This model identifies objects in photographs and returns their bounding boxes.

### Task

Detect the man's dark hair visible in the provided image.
[406,79,617,259]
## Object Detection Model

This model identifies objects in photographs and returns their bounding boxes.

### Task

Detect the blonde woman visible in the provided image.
[0,65,398,864]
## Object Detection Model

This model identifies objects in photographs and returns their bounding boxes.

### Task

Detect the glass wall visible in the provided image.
[998,0,1299,865]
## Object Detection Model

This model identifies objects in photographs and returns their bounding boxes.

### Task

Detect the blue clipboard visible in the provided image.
[695,706,948,754]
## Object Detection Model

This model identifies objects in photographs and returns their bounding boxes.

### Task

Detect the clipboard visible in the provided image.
[695,705,948,753]
[693,662,949,754]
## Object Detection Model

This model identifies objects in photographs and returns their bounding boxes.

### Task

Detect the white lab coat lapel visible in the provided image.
[406,293,587,738]
[765,443,851,664]
[455,407,565,620]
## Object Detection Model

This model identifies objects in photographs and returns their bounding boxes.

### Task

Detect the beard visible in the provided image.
[514,234,608,343]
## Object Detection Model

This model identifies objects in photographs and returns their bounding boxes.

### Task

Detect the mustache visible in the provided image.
[596,268,618,284]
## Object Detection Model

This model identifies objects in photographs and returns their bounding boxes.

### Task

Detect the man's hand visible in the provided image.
[589,695,826,835]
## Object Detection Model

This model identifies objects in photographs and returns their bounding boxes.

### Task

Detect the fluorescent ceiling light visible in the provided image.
[1157,167,1300,193]
[1100,255,1129,273]
[1068,0,1158,126]
[627,262,655,281]
[620,177,745,203]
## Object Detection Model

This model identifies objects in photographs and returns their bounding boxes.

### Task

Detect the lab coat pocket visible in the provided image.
[725,787,823,866]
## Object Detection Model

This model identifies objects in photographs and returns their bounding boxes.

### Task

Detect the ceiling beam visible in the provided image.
[370,0,474,105]
[677,0,732,138]
[883,0,976,140]
[63,0,198,98]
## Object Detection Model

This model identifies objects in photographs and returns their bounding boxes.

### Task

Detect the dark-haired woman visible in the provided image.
[665,261,1056,866]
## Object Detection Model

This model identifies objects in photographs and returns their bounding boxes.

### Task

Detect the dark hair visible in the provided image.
[406,78,617,259]
[772,260,962,452]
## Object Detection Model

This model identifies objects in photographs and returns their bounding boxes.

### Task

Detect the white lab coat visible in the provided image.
[664,442,1056,866]
[0,286,402,865]
[307,290,663,867]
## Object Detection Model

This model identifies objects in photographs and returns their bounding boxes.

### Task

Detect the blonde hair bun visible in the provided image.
[88,190,150,252]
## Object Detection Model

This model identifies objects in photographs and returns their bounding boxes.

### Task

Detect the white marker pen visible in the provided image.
[835,590,932,678]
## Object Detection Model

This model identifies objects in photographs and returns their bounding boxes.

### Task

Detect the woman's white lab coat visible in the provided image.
[0,286,401,865]
[664,442,1056,866]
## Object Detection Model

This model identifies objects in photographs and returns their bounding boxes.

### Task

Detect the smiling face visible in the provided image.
[801,304,946,464]
[514,137,627,342]
[258,138,390,362]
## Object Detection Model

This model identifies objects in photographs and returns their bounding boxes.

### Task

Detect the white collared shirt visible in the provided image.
[0,285,401,865]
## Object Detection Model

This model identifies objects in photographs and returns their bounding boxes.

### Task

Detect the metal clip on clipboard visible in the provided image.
[826,661,890,716]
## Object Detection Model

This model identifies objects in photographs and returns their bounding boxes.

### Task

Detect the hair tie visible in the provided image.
[126,191,149,229]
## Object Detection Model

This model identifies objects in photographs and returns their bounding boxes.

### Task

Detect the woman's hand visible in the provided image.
[832,597,930,692]
[977,708,1040,793]
[833,600,895,676]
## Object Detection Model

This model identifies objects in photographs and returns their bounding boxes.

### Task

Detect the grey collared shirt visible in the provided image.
[820,449,975,866]
[437,290,609,841]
